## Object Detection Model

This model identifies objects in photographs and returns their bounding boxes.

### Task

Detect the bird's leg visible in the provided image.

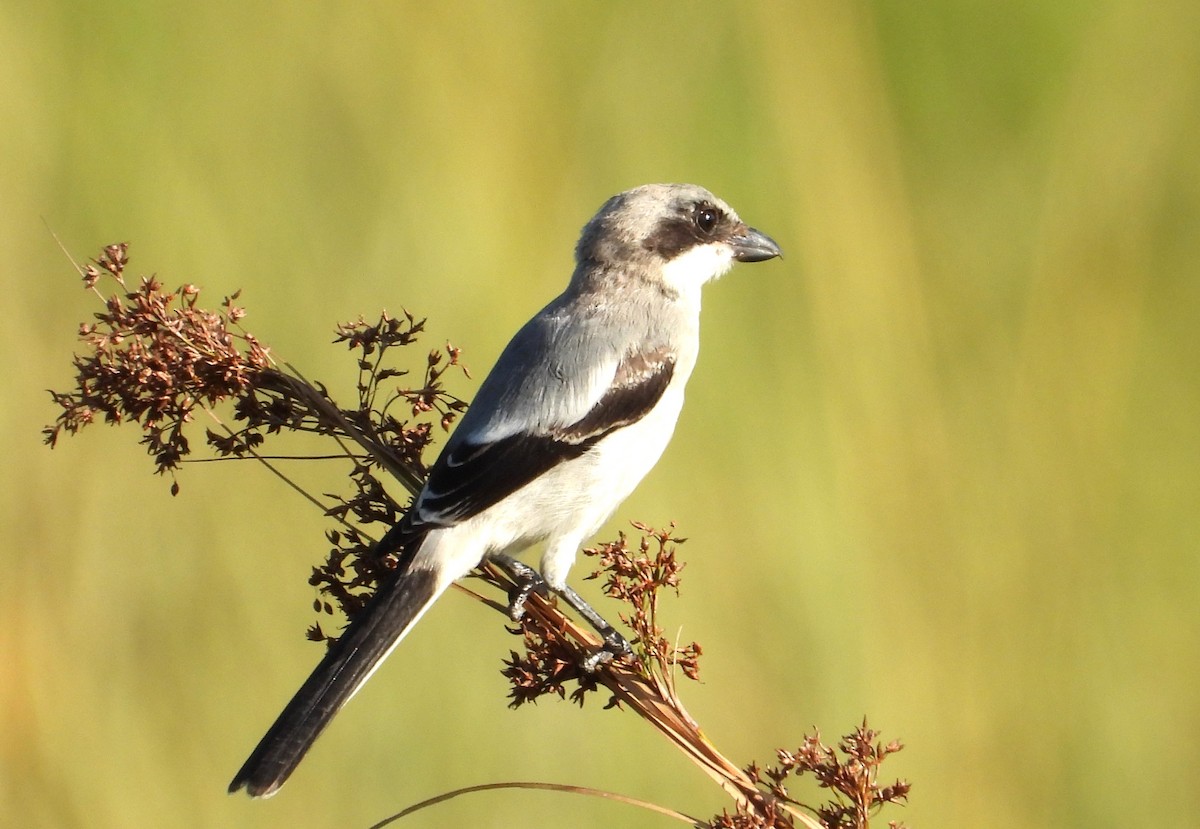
[488,553,549,621]
[553,583,632,672]
[488,554,631,672]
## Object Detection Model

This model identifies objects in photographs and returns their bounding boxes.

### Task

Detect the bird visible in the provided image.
[229,182,782,798]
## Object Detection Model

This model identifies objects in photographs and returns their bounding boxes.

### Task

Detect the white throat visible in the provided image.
[659,243,735,300]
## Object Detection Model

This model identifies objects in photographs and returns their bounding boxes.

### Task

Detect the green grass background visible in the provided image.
[3,2,1198,827]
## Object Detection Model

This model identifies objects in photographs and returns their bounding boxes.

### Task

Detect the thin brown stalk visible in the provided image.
[367,781,705,829]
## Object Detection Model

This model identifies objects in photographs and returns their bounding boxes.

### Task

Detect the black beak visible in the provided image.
[731,226,783,263]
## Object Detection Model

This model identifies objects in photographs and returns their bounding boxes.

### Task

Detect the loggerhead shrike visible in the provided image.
[229,183,781,798]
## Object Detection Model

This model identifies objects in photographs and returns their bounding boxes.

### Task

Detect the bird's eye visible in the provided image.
[695,206,719,235]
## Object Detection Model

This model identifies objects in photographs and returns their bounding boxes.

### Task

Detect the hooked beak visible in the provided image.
[731,225,783,263]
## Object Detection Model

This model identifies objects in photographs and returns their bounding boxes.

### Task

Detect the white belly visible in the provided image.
[412,380,689,591]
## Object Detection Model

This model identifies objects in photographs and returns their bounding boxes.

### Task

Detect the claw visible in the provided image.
[582,648,613,672]
[604,630,632,656]
[581,632,633,673]
[506,579,543,622]
[490,554,548,622]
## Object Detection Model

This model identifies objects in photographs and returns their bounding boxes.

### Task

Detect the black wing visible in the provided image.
[412,347,676,531]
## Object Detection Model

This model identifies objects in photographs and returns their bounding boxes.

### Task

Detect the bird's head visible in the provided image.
[574,183,782,296]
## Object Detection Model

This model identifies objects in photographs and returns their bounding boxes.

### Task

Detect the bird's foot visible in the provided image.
[507,577,547,622]
[489,554,633,672]
[581,630,633,673]
[489,554,548,621]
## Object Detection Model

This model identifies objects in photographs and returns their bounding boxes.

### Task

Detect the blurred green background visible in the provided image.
[3,2,1198,827]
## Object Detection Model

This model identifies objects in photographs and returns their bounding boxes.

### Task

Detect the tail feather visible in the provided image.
[228,564,442,798]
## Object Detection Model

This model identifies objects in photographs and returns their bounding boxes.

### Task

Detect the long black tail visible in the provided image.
[228,558,441,798]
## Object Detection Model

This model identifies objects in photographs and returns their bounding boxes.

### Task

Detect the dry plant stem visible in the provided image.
[276,362,424,496]
[198,405,344,526]
[479,563,823,829]
[369,781,705,829]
